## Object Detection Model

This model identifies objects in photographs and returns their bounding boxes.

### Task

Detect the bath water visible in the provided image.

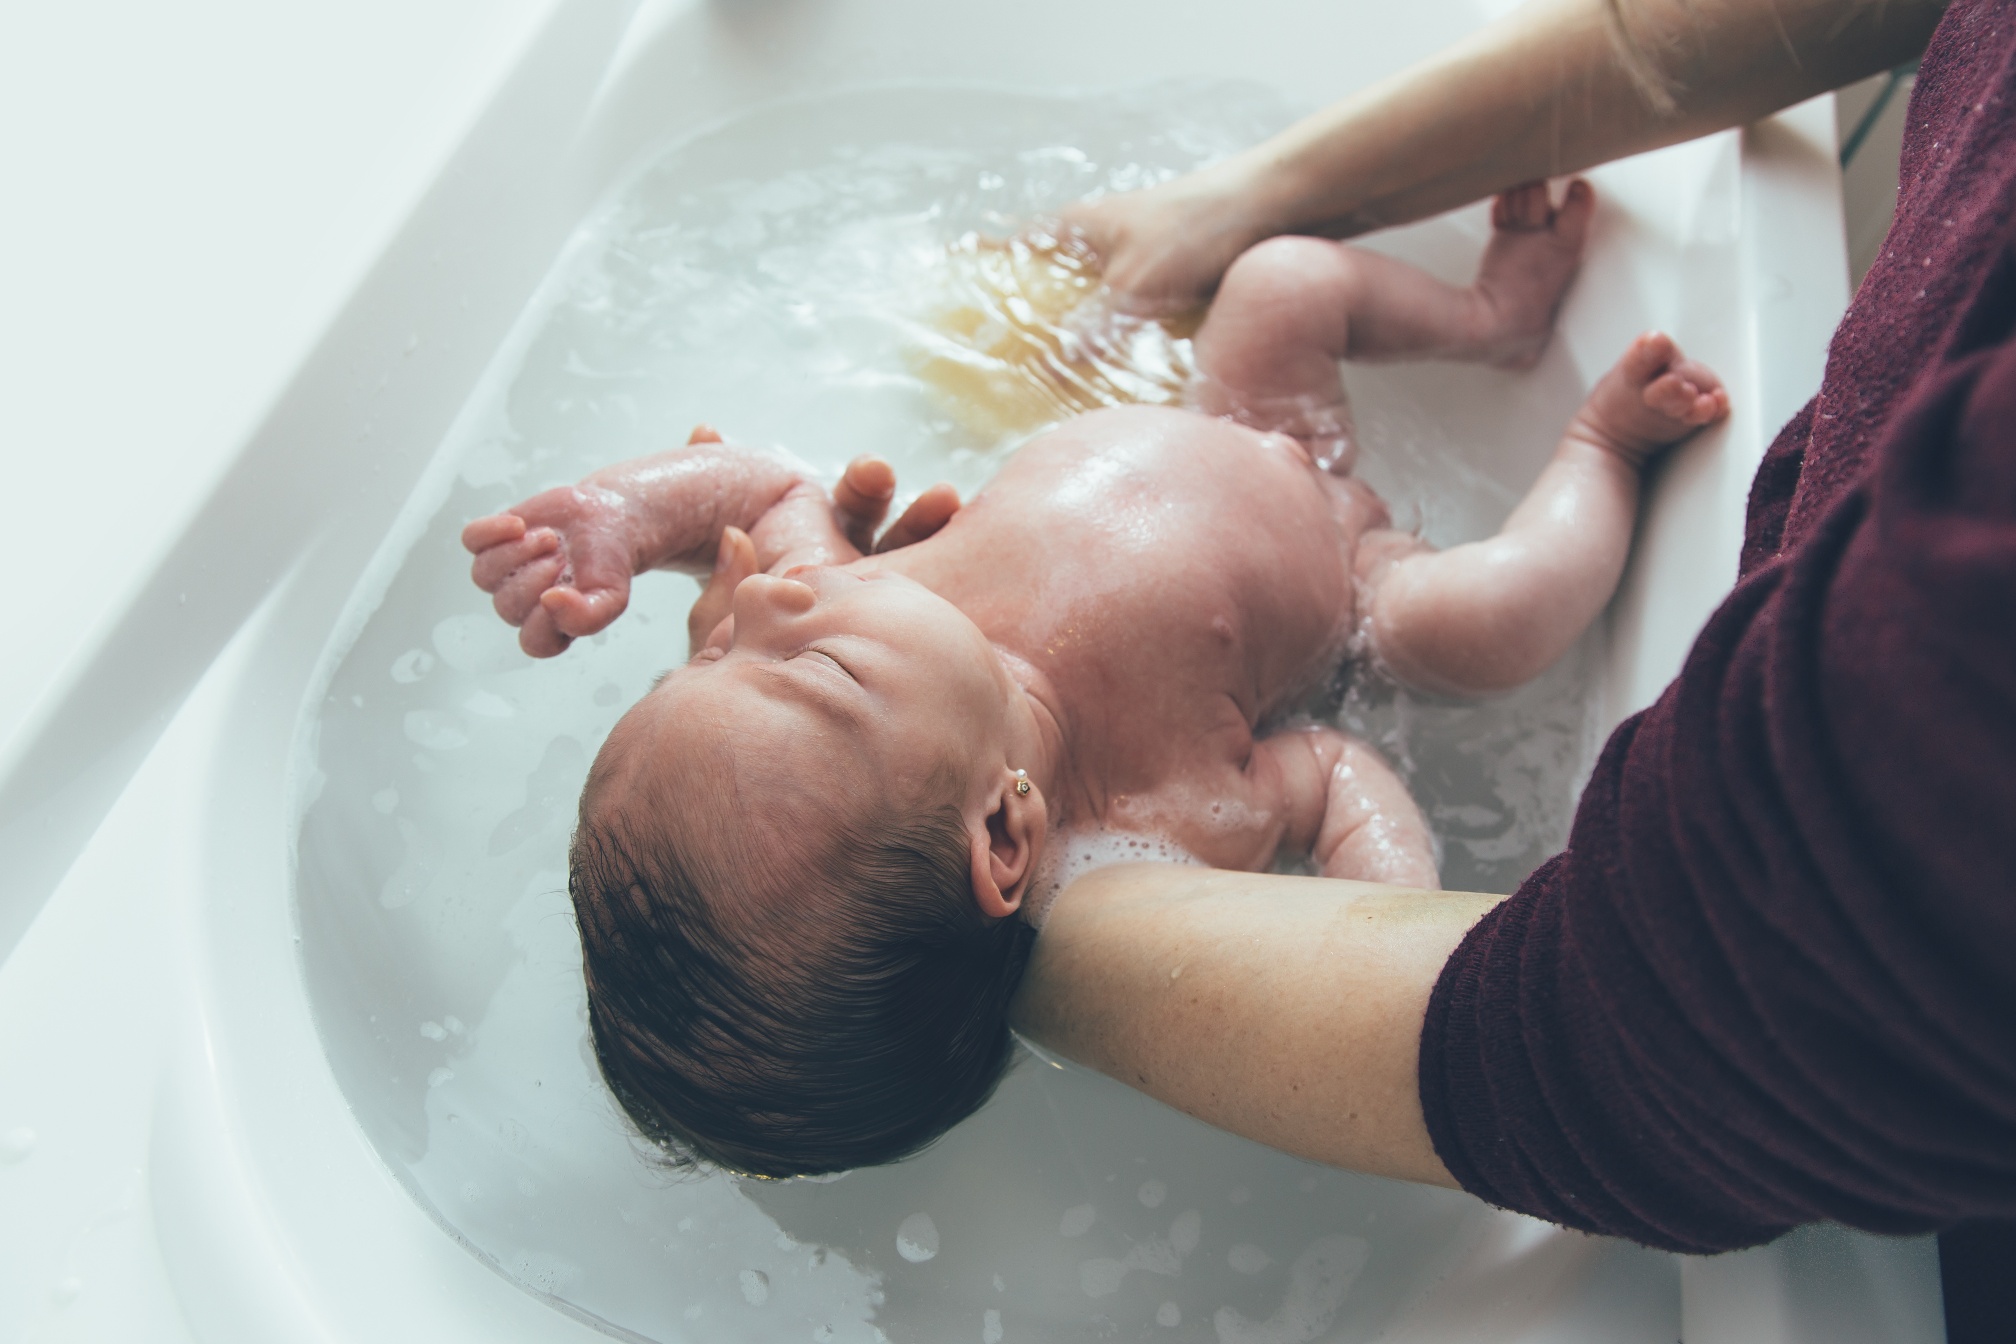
[296,84,1663,1344]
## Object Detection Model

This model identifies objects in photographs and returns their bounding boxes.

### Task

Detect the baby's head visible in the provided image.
[570,565,1046,1176]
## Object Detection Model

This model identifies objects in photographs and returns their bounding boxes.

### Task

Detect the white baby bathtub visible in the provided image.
[0,0,1950,1340]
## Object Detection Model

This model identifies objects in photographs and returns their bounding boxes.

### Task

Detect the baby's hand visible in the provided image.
[683,462,963,658]
[462,484,637,658]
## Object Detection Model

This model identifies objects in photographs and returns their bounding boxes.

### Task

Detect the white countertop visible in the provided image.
[0,0,561,815]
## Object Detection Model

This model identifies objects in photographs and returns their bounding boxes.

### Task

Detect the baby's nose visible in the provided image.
[734,571,817,620]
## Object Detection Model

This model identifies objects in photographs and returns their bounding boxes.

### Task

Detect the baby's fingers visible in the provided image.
[540,582,630,640]
[833,456,896,553]
[489,552,566,626]
[461,512,527,553]
[688,526,757,656]
[471,527,560,593]
[875,483,961,553]
[517,603,574,659]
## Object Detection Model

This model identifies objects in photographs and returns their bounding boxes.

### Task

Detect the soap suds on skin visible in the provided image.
[1024,827,1207,927]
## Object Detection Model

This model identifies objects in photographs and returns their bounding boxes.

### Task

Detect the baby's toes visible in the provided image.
[1492,180,1553,231]
[1552,179,1595,247]
[1644,371,1707,422]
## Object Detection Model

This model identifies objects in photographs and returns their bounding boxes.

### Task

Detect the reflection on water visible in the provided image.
[294,84,1671,1343]
[914,228,1199,444]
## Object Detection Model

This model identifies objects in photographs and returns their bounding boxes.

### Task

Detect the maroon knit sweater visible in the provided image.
[1419,0,2016,1277]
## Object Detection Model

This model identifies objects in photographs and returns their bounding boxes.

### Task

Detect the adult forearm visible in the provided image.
[1011,864,1501,1187]
[1236,0,1944,240]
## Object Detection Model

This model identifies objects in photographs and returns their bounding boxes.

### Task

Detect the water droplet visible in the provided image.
[371,786,399,814]
[1228,1184,1251,1205]
[897,1211,939,1262]
[402,710,468,752]
[1228,1244,1271,1274]
[0,1126,36,1163]
[389,649,435,683]
[1138,1179,1167,1208]
[740,1268,771,1305]
[1059,1203,1096,1237]
[419,1021,447,1041]
[427,1067,455,1088]
[1080,1258,1126,1298]
[982,1306,1004,1342]
[463,689,514,719]
[1156,1302,1181,1327]
[1170,1209,1202,1256]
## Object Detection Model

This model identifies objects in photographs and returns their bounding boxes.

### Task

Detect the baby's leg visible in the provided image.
[1364,332,1728,697]
[1191,181,1593,466]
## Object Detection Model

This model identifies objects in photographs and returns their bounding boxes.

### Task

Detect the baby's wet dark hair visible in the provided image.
[570,759,1036,1177]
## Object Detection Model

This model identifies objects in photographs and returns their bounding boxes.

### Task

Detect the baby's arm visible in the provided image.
[463,426,956,656]
[1363,333,1729,697]
[1253,727,1438,889]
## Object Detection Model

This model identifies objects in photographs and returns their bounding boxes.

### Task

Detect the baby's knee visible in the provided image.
[1220,236,1358,309]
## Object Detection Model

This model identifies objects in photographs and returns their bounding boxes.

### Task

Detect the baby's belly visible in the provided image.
[999,405,1363,706]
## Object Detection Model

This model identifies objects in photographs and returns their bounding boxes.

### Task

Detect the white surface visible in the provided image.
[0,0,553,763]
[0,0,1943,1339]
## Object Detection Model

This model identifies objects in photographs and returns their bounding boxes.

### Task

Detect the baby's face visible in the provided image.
[636,566,1017,827]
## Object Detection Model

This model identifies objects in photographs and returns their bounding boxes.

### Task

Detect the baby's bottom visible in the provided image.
[1190,181,1595,470]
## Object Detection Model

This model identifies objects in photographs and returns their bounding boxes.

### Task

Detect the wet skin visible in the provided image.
[465,181,1729,917]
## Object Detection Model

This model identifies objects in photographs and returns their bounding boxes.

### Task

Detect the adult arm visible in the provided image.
[1011,864,1498,1186]
[1069,0,1947,308]
[1420,308,2016,1251]
[1018,318,2016,1253]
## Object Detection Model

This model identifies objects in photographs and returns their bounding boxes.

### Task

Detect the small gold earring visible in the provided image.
[1014,769,1031,796]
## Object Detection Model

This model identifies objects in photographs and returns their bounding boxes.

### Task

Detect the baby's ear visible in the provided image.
[969,769,1045,919]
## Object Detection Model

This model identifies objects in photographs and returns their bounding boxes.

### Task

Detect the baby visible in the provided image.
[463,180,1727,1177]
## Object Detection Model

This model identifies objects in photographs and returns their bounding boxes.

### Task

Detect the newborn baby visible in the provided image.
[463,180,1727,1177]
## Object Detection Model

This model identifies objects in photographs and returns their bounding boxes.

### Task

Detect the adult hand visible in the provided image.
[1059,157,1271,314]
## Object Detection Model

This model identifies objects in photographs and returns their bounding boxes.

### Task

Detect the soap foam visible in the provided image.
[1024,827,1206,928]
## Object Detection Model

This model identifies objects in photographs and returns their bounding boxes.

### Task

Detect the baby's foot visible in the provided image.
[1472,179,1595,369]
[1573,332,1730,466]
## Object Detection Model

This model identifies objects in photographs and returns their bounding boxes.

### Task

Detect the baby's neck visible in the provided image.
[865,525,1085,818]
[991,643,1075,816]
